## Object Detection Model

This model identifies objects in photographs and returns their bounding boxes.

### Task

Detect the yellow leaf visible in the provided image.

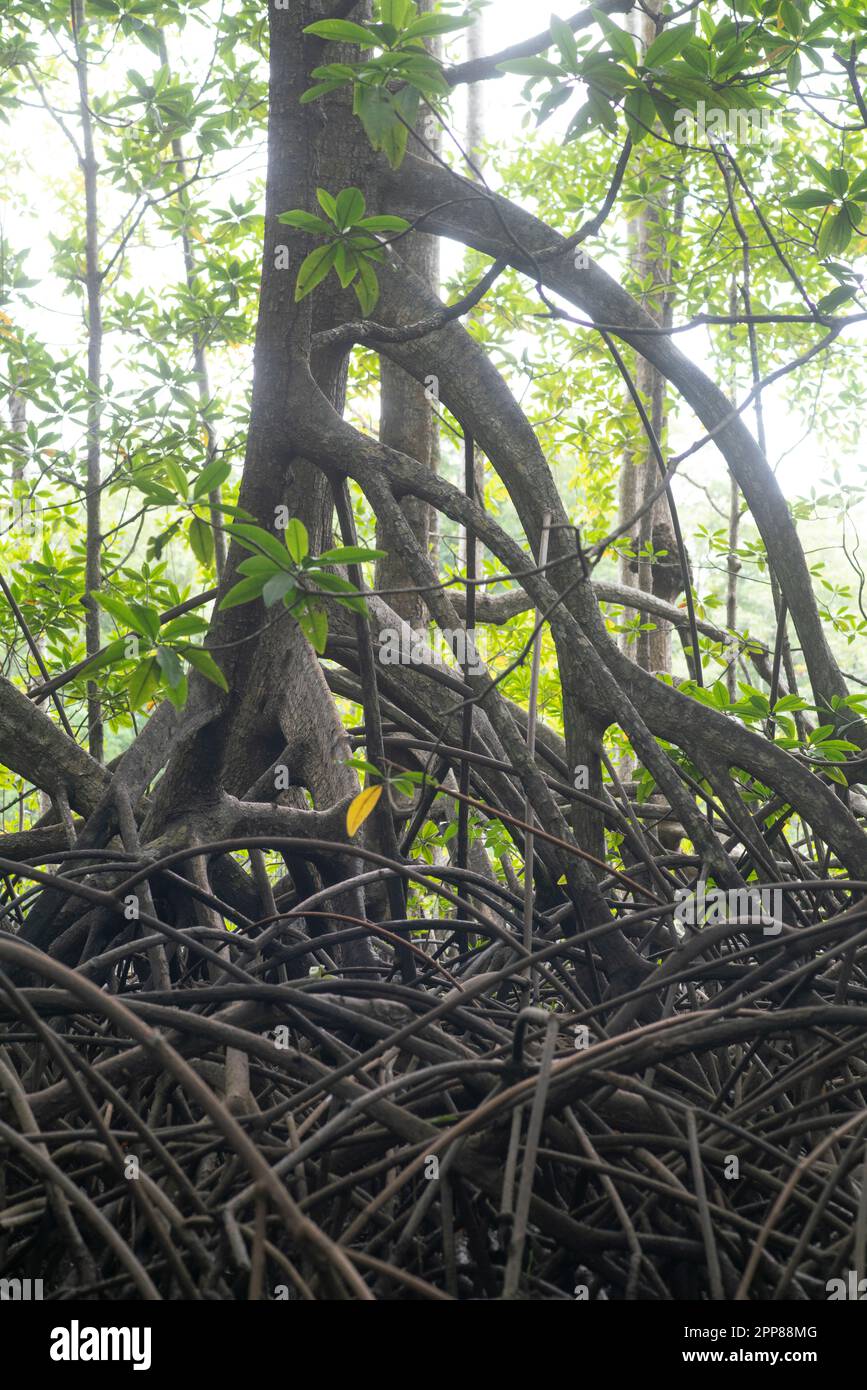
[346,784,383,837]
[0,310,13,326]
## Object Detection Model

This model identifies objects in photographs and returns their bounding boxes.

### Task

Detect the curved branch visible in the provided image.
[382,154,855,724]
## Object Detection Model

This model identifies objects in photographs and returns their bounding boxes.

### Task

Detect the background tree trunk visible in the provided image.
[618,0,684,679]
[73,0,104,762]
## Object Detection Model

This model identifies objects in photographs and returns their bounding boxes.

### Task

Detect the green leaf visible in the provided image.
[335,186,366,230]
[785,189,832,210]
[299,603,329,654]
[354,83,419,166]
[394,53,447,98]
[773,694,809,712]
[354,83,398,152]
[390,775,417,797]
[800,42,824,70]
[163,671,188,709]
[536,82,573,125]
[817,285,856,313]
[309,63,359,81]
[346,757,381,778]
[384,84,419,167]
[318,545,387,564]
[817,207,852,258]
[368,21,399,46]
[565,87,616,139]
[128,603,161,642]
[550,14,579,71]
[847,170,867,200]
[331,241,354,289]
[192,458,231,500]
[303,20,377,45]
[826,167,849,197]
[164,457,188,500]
[346,232,383,253]
[804,156,840,193]
[160,615,208,641]
[277,209,334,233]
[680,36,711,76]
[305,569,361,594]
[623,87,656,142]
[581,54,632,97]
[644,24,694,68]
[316,188,338,221]
[653,70,719,107]
[380,0,413,30]
[81,637,128,678]
[710,37,746,80]
[355,257,380,314]
[403,14,469,40]
[496,57,564,78]
[219,575,267,610]
[128,656,160,709]
[309,605,329,654]
[295,242,339,301]
[300,80,345,105]
[809,724,835,744]
[780,0,802,37]
[592,7,637,66]
[305,569,367,613]
[188,515,215,567]
[94,591,141,634]
[155,644,184,688]
[185,646,229,691]
[137,481,177,507]
[230,523,294,567]
[237,554,280,578]
[284,517,309,564]
[356,214,410,233]
[263,572,297,608]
